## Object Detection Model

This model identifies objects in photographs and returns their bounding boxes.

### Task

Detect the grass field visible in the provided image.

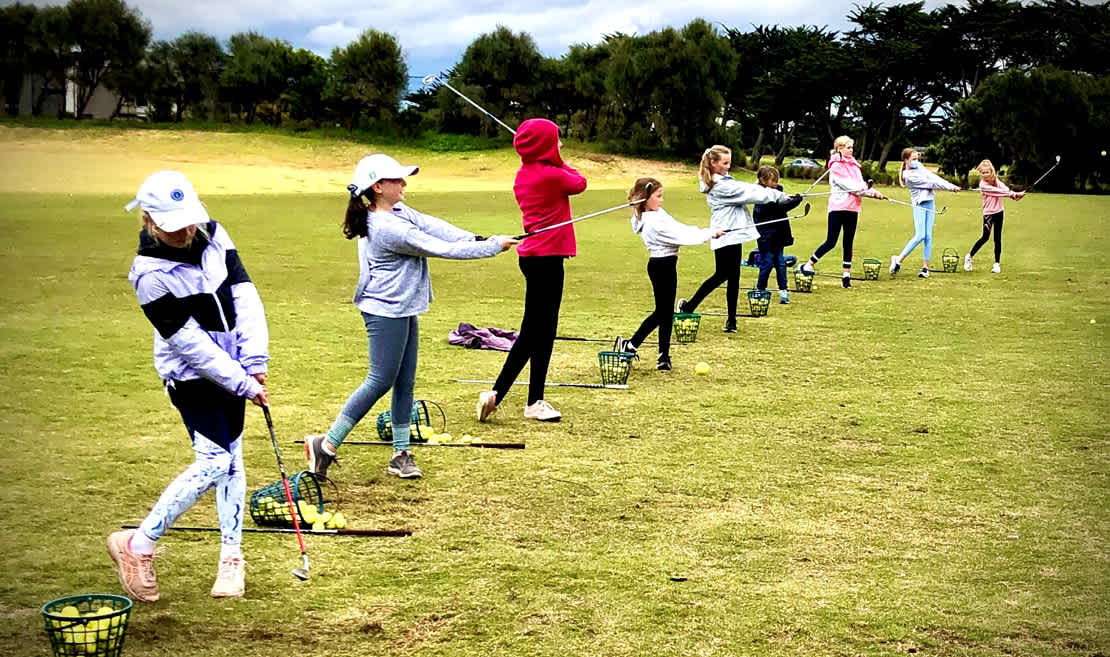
[1,126,1107,657]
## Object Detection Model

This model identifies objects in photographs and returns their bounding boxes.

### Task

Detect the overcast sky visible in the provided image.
[15,0,955,81]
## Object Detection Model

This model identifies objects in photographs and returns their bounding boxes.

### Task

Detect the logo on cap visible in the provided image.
[171,189,185,201]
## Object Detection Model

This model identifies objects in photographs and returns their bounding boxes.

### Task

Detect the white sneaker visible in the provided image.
[889,255,901,276]
[524,400,562,422]
[964,254,973,271]
[991,262,1001,273]
[476,391,497,422]
[211,555,245,598]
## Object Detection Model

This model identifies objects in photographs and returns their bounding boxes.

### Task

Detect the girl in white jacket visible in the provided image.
[677,145,790,332]
[615,178,722,371]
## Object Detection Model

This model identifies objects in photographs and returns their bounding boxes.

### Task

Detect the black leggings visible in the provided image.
[493,255,564,405]
[811,210,859,269]
[969,211,1003,263]
[631,256,677,358]
[685,244,742,320]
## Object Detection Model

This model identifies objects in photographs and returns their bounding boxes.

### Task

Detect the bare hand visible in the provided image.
[495,236,520,252]
[251,387,269,407]
[873,191,885,200]
[713,230,726,238]
[252,372,267,386]
[1015,191,1026,200]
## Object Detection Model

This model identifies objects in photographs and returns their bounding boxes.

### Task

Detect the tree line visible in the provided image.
[2,0,1108,191]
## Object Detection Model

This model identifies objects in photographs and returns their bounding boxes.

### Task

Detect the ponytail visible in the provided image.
[627,177,660,219]
[699,145,730,192]
[898,147,916,188]
[343,183,380,240]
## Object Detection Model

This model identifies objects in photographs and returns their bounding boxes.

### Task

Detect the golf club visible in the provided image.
[293,439,526,449]
[454,379,628,390]
[722,202,810,232]
[262,405,311,581]
[517,185,653,240]
[421,74,516,136]
[1027,155,1062,190]
[122,524,412,537]
[877,196,948,215]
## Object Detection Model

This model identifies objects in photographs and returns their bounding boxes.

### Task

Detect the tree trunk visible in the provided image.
[749,127,765,169]
[774,125,796,167]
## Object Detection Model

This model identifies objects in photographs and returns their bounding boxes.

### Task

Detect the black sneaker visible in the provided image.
[842,276,851,289]
[387,450,422,479]
[305,434,337,478]
[918,268,930,279]
[723,319,737,333]
[675,298,688,313]
[656,355,672,371]
[614,336,637,356]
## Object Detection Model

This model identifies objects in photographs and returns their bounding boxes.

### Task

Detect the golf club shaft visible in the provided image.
[292,439,526,449]
[802,167,831,194]
[425,75,516,136]
[878,197,948,214]
[263,406,310,572]
[121,524,412,537]
[556,335,657,345]
[724,202,810,233]
[1029,156,1061,189]
[454,379,628,390]
[516,199,646,240]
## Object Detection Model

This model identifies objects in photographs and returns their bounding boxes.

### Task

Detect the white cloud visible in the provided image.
[305,20,362,49]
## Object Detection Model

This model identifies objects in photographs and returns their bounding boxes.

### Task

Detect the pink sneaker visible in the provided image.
[476,391,498,422]
[211,555,245,598]
[107,530,159,602]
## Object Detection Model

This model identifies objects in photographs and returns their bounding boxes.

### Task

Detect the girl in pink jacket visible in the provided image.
[478,118,587,423]
[965,159,1024,273]
[799,136,884,288]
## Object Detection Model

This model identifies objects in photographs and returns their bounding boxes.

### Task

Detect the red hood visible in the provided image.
[513,118,564,167]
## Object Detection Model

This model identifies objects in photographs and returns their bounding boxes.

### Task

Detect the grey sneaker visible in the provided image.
[305,434,337,478]
[387,450,422,479]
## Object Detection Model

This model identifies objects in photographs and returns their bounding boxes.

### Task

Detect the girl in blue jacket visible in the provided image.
[305,154,516,480]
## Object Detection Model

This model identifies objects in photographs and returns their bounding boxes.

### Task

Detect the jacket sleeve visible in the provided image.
[135,273,263,399]
[713,178,790,205]
[401,204,477,242]
[216,226,269,375]
[978,181,1017,198]
[903,167,959,191]
[380,222,504,260]
[556,165,588,196]
[651,211,714,246]
[830,172,879,197]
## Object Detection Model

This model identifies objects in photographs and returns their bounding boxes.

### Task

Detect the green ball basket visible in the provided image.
[793,269,814,293]
[42,594,131,657]
[375,400,446,443]
[862,258,881,280]
[672,313,701,344]
[747,290,771,317]
[249,471,328,527]
[942,248,959,273]
[598,351,635,386]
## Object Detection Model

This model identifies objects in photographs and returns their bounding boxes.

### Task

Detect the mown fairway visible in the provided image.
[1,127,1107,656]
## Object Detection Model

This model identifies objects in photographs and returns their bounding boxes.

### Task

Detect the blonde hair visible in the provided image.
[898,147,919,187]
[627,177,661,219]
[830,136,853,159]
[141,211,205,248]
[699,145,731,191]
[756,165,779,187]
[977,159,997,184]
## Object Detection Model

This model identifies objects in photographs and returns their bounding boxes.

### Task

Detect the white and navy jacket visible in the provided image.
[129,221,269,399]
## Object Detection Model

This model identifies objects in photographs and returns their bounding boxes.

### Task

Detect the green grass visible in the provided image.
[0,128,1107,656]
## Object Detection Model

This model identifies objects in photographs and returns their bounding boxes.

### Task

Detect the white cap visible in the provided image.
[349,154,419,197]
[125,170,210,232]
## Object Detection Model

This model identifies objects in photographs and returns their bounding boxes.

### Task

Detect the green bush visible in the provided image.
[420,132,505,152]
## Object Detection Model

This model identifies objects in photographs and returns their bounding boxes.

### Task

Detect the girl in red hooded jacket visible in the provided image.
[478,119,587,423]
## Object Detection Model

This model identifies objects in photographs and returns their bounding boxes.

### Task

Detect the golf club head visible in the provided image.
[1055,155,1061,163]
[292,555,310,580]
[421,74,439,86]
[866,178,875,188]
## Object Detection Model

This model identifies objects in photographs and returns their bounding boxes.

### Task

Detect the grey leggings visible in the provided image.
[326,312,418,451]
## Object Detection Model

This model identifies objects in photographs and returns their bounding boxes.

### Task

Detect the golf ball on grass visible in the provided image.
[695,362,710,375]
[1102,150,1107,156]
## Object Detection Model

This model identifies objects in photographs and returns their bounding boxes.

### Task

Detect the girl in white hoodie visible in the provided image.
[615,178,722,370]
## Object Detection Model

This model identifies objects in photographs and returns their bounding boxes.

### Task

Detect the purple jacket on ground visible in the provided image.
[448,323,519,351]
